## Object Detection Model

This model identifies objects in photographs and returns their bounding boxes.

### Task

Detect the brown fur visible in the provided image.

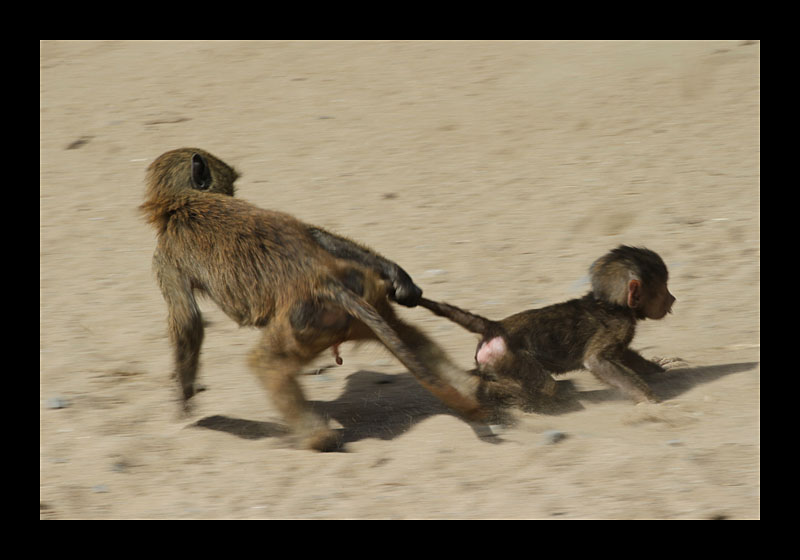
[419,246,676,408]
[142,148,485,450]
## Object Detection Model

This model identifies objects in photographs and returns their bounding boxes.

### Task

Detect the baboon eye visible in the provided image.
[191,153,213,190]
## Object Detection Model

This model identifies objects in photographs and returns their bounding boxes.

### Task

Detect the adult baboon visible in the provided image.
[141,148,485,450]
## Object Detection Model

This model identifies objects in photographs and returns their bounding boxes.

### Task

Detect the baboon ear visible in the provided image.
[627,279,642,308]
[191,153,212,190]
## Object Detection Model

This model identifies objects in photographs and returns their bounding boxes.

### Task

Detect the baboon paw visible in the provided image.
[652,356,689,370]
[635,392,662,405]
[178,383,207,416]
[391,282,422,307]
[178,398,197,418]
[470,422,507,443]
[304,428,343,452]
[388,267,422,307]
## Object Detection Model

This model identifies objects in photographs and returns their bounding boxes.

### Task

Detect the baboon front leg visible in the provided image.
[620,348,666,375]
[248,334,340,452]
[170,310,204,407]
[157,255,205,410]
[584,355,659,403]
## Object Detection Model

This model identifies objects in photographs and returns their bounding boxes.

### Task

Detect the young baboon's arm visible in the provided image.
[620,348,666,375]
[583,354,660,403]
[308,226,422,307]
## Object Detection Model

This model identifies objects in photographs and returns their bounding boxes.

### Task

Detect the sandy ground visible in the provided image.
[40,40,760,520]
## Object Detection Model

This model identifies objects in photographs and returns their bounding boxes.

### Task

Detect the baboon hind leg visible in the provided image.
[395,319,480,402]
[370,309,487,422]
[248,324,341,452]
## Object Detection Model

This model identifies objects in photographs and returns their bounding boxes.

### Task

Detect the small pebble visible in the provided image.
[65,136,92,150]
[542,430,567,444]
[45,397,69,409]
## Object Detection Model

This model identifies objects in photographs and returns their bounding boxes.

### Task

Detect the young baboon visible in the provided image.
[418,246,676,408]
[141,147,486,451]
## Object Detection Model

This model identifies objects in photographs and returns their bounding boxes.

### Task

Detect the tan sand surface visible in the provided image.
[40,40,759,519]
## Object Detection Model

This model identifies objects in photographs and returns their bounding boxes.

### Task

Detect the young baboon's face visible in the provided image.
[640,281,675,320]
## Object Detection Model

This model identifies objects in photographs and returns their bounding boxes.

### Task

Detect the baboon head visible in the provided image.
[590,245,675,320]
[145,147,239,201]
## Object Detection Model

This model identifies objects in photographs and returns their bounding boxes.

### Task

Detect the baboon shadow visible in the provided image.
[192,362,758,446]
[576,361,759,403]
[192,369,580,447]
[191,370,456,446]
[192,414,290,440]
[312,370,451,445]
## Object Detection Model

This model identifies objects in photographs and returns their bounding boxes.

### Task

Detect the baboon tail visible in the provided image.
[418,297,495,336]
[324,283,486,421]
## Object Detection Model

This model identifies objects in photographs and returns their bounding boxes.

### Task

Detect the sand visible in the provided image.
[40,40,760,519]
